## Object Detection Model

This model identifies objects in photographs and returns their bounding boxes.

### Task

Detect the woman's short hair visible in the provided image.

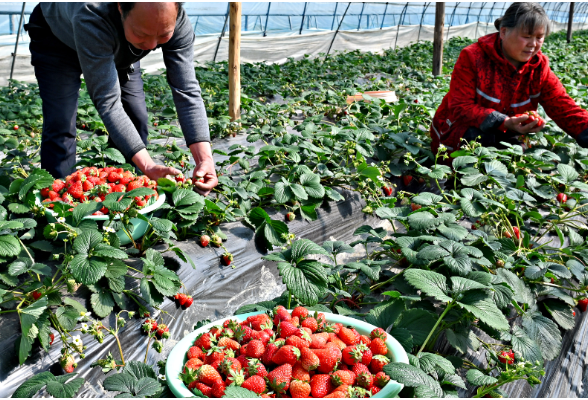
[495,2,551,35]
[119,2,183,20]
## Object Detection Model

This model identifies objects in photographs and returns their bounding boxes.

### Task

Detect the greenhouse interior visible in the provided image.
[1,1,588,398]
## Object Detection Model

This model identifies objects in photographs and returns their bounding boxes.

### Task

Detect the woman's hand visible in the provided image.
[503,115,544,134]
[190,142,218,196]
[132,149,180,180]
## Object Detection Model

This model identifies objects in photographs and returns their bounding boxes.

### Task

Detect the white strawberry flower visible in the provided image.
[103,226,116,233]
[57,217,66,224]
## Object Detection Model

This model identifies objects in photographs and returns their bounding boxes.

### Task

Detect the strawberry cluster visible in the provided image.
[516,110,545,127]
[40,167,158,215]
[180,306,392,398]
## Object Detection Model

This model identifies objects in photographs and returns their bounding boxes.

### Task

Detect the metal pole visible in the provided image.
[394,2,409,50]
[262,2,271,37]
[299,2,307,34]
[417,2,430,42]
[475,2,487,39]
[433,2,445,76]
[357,2,365,30]
[485,2,497,35]
[213,4,230,63]
[331,2,339,30]
[326,2,351,57]
[446,2,460,41]
[568,2,575,42]
[10,2,26,82]
[464,1,473,24]
[380,2,389,29]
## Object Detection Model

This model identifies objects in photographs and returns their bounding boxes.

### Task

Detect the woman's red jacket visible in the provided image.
[430,32,588,152]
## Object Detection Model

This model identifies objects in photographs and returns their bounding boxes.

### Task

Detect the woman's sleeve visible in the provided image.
[448,50,507,132]
[539,67,588,146]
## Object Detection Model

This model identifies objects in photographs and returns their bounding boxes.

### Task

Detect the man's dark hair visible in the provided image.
[495,2,551,35]
[119,2,183,19]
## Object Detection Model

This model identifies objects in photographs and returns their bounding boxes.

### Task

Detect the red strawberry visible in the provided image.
[498,350,515,365]
[220,357,242,375]
[272,345,301,366]
[48,191,60,201]
[262,341,281,366]
[370,355,390,374]
[211,380,226,398]
[242,375,267,394]
[108,171,122,183]
[142,319,158,333]
[218,336,240,351]
[267,363,292,394]
[52,179,66,193]
[411,203,422,211]
[188,346,206,360]
[175,173,186,183]
[41,187,50,198]
[156,324,170,339]
[370,337,388,356]
[579,298,588,312]
[359,335,371,347]
[184,296,194,307]
[357,371,374,389]
[402,175,413,186]
[177,293,188,306]
[246,339,266,358]
[273,305,292,324]
[310,374,334,398]
[192,382,212,397]
[198,364,223,386]
[352,363,370,377]
[234,324,253,344]
[31,290,42,300]
[312,347,341,373]
[200,235,210,247]
[383,186,393,196]
[292,306,309,319]
[245,359,268,378]
[290,379,312,398]
[49,333,55,346]
[557,193,567,204]
[310,332,329,349]
[331,370,355,386]
[375,371,390,388]
[278,321,299,339]
[112,184,126,193]
[247,313,272,331]
[358,343,373,365]
[292,361,311,382]
[59,354,77,374]
[338,327,359,345]
[301,317,318,333]
[67,182,83,199]
[82,180,94,192]
[127,180,144,192]
[194,332,213,350]
[221,252,233,266]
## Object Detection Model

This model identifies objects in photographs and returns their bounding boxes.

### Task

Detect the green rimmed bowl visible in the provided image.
[38,192,166,246]
[166,310,408,398]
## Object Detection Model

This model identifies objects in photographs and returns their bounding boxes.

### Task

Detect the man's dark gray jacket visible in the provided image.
[40,2,210,159]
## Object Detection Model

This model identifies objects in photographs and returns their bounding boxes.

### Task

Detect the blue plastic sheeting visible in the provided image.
[0,2,587,37]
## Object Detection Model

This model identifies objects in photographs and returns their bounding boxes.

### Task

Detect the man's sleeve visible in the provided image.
[448,50,507,133]
[72,14,146,160]
[539,67,588,147]
[161,10,210,146]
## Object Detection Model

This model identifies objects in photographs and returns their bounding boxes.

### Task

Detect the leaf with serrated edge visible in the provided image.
[404,269,452,303]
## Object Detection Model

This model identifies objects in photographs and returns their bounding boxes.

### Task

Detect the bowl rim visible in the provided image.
[37,191,166,221]
[165,310,408,398]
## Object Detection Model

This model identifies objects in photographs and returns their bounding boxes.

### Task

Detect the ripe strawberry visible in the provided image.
[200,235,210,247]
[267,363,292,394]
[234,324,253,344]
[338,326,359,345]
[13,125,18,130]
[290,379,312,398]
[31,290,42,300]
[375,371,390,388]
[210,234,222,247]
[402,175,413,186]
[246,339,266,358]
[112,184,126,193]
[187,346,205,360]
[220,357,242,375]
[342,345,362,365]
[198,364,223,386]
[310,332,329,349]
[126,180,144,192]
[194,332,213,350]
[59,354,77,373]
[292,361,311,381]
[82,180,94,192]
[331,370,355,386]
[49,333,55,346]
[370,355,390,374]
[107,171,122,183]
[498,350,515,365]
[370,337,388,356]
[382,186,393,196]
[242,375,267,394]
[156,324,170,339]
[272,345,301,366]
[411,203,422,211]
[310,374,334,398]
[357,371,374,389]
[286,335,310,351]
[175,173,186,183]
[40,187,50,198]
[67,182,83,199]
[184,296,193,307]
[359,335,371,347]
[578,298,588,312]
[52,179,66,193]
[262,341,281,366]
[177,293,188,306]
[221,252,233,266]
[286,212,295,222]
[278,321,299,339]
[245,358,268,378]
[274,306,292,324]
[211,380,226,398]
[292,306,309,319]
[352,363,370,377]
[247,313,272,331]
[312,347,341,373]
[301,317,318,333]
[557,193,567,204]
[218,336,240,351]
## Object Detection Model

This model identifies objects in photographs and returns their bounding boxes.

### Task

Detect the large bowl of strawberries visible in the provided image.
[166,307,408,398]
[37,167,165,245]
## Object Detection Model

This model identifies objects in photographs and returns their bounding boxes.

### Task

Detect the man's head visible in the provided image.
[118,2,182,51]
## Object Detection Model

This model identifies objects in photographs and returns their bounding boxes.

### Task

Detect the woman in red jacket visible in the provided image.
[431,2,588,153]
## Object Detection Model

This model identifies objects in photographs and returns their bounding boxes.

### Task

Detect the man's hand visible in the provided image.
[189,142,218,196]
[503,115,543,134]
[132,149,180,180]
